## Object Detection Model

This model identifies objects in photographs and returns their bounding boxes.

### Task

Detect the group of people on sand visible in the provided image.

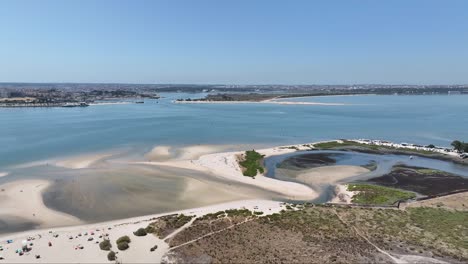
[0,226,114,262]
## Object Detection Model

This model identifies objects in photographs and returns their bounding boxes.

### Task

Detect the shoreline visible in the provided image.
[0,199,285,263]
[0,138,466,262]
[0,138,465,233]
[173,100,347,106]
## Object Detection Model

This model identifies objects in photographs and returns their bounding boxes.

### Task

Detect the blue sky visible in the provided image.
[1,0,467,84]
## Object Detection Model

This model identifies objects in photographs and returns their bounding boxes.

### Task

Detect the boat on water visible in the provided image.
[135,101,144,104]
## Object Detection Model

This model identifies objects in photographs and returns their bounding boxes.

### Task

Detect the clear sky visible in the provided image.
[1,0,467,84]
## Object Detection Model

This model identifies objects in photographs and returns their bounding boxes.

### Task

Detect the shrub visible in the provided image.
[107,251,116,261]
[133,228,147,236]
[116,236,131,244]
[144,226,155,234]
[117,241,129,251]
[99,239,112,251]
[239,150,265,177]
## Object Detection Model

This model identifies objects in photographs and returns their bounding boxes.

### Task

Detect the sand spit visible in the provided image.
[174,100,346,106]
[0,200,284,263]
[195,150,318,200]
[0,172,8,178]
[0,180,82,230]
[294,165,370,186]
[145,146,172,161]
[54,152,117,169]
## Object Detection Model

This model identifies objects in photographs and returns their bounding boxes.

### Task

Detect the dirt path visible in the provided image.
[168,217,255,251]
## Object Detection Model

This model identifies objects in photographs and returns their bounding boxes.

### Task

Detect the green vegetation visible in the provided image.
[116,236,131,251]
[116,236,131,244]
[239,150,265,177]
[107,251,116,261]
[314,140,436,155]
[146,214,194,238]
[406,207,468,251]
[452,140,468,152]
[169,204,468,262]
[196,211,226,221]
[347,184,416,205]
[133,228,147,236]
[99,239,112,251]
[117,241,129,251]
[314,140,379,150]
[225,209,253,218]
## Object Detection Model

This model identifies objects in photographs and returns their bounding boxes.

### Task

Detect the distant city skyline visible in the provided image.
[1,0,468,84]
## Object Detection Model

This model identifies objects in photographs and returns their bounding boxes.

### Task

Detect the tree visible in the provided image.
[451,140,463,151]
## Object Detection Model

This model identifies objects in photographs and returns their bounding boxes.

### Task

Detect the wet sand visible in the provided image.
[42,164,260,222]
[367,165,468,196]
[0,180,82,234]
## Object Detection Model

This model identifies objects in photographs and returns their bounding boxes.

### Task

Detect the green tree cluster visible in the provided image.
[451,140,468,152]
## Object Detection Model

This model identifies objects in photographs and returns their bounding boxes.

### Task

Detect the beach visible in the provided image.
[0,200,285,263]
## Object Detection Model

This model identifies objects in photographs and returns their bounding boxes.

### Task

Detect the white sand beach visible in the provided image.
[0,200,284,263]
[139,143,319,200]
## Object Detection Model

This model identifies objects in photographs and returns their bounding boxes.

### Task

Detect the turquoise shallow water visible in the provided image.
[1,94,467,169]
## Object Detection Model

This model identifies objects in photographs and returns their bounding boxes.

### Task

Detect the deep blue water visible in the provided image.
[1,94,467,169]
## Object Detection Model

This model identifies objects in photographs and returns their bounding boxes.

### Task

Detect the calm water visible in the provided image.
[1,94,467,169]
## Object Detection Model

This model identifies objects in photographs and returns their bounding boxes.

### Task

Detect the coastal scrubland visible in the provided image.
[314,140,436,155]
[163,205,468,263]
[347,184,416,205]
[145,214,194,239]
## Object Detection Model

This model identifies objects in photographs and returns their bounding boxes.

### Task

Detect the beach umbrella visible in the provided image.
[22,240,27,246]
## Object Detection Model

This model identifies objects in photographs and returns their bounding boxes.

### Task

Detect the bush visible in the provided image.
[145,226,155,234]
[99,239,112,251]
[116,236,131,244]
[107,251,116,261]
[133,228,147,236]
[117,241,129,251]
[239,150,265,177]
